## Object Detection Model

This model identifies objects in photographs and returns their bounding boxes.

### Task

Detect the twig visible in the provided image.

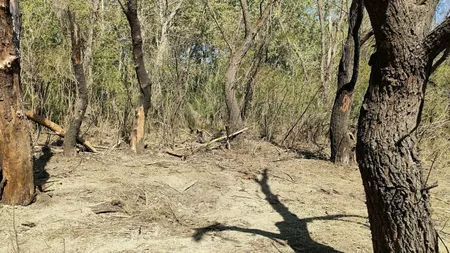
[282,86,322,144]
[425,152,439,186]
[166,150,186,159]
[438,232,450,253]
[421,181,438,192]
[182,181,198,192]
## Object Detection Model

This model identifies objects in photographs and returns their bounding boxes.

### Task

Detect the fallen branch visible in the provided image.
[205,127,249,147]
[165,127,249,159]
[25,110,97,153]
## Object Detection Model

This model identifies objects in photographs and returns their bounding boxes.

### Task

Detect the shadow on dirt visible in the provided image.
[193,169,364,253]
[34,145,53,189]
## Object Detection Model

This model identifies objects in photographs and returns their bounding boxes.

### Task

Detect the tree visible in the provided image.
[356,0,450,251]
[63,11,89,156]
[221,0,277,134]
[329,0,364,164]
[0,0,35,205]
[119,0,152,152]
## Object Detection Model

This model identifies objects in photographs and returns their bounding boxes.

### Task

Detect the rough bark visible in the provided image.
[329,0,363,164]
[356,1,450,252]
[0,0,35,205]
[224,0,276,134]
[64,11,89,156]
[120,0,152,153]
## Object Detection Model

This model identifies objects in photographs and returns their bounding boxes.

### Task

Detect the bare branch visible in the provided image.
[239,0,253,38]
[360,30,374,46]
[424,16,450,63]
[431,47,450,73]
[205,0,233,51]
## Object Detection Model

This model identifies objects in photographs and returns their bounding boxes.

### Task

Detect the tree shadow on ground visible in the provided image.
[34,146,53,189]
[193,169,365,252]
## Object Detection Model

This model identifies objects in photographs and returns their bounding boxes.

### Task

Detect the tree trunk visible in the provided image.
[0,0,35,205]
[225,56,245,133]
[356,1,450,251]
[223,0,276,134]
[120,0,152,153]
[329,0,363,164]
[64,11,89,156]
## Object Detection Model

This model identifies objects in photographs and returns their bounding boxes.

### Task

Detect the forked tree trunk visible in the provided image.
[64,11,89,156]
[356,0,450,251]
[329,0,363,164]
[0,0,35,205]
[223,0,276,134]
[120,0,151,153]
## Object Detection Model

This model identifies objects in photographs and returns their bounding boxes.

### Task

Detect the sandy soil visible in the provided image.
[0,139,449,253]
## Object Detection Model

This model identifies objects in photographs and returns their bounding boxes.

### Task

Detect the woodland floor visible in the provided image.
[0,139,449,253]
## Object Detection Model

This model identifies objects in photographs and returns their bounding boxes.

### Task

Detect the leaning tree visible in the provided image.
[356,0,450,252]
[0,0,35,205]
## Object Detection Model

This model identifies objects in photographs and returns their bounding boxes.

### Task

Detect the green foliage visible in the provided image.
[19,0,450,156]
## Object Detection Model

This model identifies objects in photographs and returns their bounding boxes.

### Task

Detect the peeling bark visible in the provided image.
[0,0,35,205]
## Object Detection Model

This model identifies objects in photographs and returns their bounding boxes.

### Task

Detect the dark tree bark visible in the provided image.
[223,0,277,134]
[329,0,363,164]
[356,1,450,252]
[64,11,89,156]
[119,0,152,153]
[0,0,35,205]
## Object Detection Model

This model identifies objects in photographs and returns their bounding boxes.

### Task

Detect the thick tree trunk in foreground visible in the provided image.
[64,11,89,156]
[0,0,34,205]
[329,0,363,164]
[120,0,151,153]
[356,0,450,251]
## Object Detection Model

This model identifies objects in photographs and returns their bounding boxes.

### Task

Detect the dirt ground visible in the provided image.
[0,139,449,253]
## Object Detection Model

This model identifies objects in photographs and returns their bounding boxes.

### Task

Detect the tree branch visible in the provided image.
[360,30,374,46]
[431,46,450,73]
[424,16,450,63]
[205,0,232,51]
[239,0,253,38]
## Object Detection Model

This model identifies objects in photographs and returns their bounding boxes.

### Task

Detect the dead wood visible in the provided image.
[91,200,125,214]
[25,111,97,153]
[166,128,249,159]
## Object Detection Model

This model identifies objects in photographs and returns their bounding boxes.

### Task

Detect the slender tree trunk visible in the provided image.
[0,0,35,205]
[64,11,89,156]
[225,56,245,133]
[223,0,276,134]
[329,0,363,164]
[120,0,152,153]
[84,0,99,87]
[356,0,450,251]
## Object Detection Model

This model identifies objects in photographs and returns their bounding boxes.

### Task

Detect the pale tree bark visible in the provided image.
[329,0,364,164]
[216,0,277,134]
[0,0,35,205]
[84,0,99,87]
[317,0,346,95]
[356,0,450,251]
[119,0,152,153]
[155,0,183,68]
[64,11,89,156]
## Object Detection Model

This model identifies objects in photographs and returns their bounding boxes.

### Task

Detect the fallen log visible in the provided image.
[25,110,97,153]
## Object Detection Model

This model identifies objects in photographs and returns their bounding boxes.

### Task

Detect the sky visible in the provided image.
[435,0,450,24]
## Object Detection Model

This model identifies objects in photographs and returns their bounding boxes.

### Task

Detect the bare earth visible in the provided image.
[1,140,449,253]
